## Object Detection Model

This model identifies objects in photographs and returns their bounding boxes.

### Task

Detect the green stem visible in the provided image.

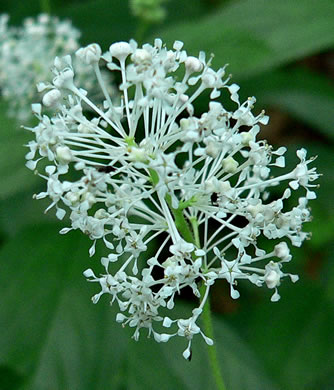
[200,286,227,390]
[149,168,226,388]
[200,284,226,390]
[166,193,226,388]
[192,219,226,390]
[40,0,51,13]
[165,194,195,245]
[190,217,201,250]
[149,168,195,245]
[167,201,227,389]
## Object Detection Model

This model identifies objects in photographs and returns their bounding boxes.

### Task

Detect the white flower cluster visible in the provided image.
[26,39,319,359]
[0,14,107,120]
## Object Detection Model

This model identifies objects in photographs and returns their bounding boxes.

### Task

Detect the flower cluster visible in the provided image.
[26,39,319,359]
[0,14,108,120]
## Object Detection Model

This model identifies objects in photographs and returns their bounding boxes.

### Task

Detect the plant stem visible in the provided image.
[165,194,195,245]
[151,170,227,389]
[190,217,201,250]
[167,202,227,390]
[190,218,227,390]
[200,284,227,390]
[40,0,51,14]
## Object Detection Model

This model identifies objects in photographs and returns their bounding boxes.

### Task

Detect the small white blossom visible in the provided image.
[26,39,318,358]
[76,43,102,65]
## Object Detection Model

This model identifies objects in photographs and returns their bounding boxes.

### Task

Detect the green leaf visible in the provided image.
[213,316,279,390]
[0,224,278,389]
[125,303,279,390]
[0,190,53,237]
[168,309,279,390]
[0,224,128,390]
[126,337,190,390]
[243,281,334,390]
[0,103,39,200]
[0,365,25,390]
[154,0,334,78]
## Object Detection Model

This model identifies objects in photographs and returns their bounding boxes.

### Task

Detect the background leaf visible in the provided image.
[239,281,334,390]
[0,191,51,238]
[57,0,208,49]
[154,0,334,78]
[241,68,334,141]
[0,224,278,390]
[0,224,129,390]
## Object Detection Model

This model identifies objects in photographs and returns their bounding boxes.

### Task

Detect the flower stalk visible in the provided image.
[200,284,227,390]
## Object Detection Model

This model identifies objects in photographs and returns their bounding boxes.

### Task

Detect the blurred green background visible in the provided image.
[0,0,333,389]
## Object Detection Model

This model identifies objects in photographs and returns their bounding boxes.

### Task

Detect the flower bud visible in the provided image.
[128,147,147,162]
[53,68,74,89]
[42,89,61,107]
[76,43,102,65]
[109,42,132,62]
[65,191,80,205]
[131,48,151,64]
[274,242,291,261]
[56,146,72,164]
[265,270,280,289]
[205,141,219,158]
[185,56,203,73]
[222,156,239,173]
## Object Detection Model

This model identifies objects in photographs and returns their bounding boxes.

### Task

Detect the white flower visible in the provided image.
[0,14,114,121]
[26,38,318,358]
[76,43,102,65]
[289,148,319,199]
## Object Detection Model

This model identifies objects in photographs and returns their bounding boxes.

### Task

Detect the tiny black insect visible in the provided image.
[210,192,219,206]
[98,166,114,173]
